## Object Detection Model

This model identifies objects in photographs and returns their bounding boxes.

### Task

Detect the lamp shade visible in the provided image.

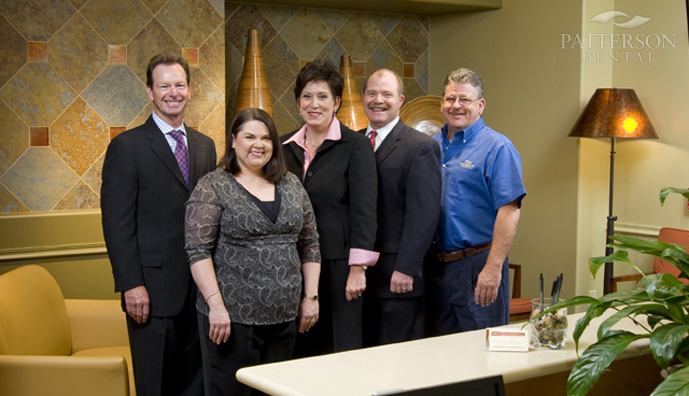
[568,88,658,140]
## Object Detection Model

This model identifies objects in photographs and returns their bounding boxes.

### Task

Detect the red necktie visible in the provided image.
[168,130,191,187]
[369,130,377,149]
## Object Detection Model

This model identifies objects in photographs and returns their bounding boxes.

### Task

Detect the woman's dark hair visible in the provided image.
[219,108,287,182]
[294,59,343,110]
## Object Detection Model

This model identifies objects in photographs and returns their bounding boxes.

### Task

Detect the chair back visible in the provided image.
[653,227,689,283]
[0,265,72,355]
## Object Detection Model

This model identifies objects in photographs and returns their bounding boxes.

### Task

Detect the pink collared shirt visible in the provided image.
[282,118,379,267]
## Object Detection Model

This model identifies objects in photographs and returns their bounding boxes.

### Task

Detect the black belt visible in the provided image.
[437,243,492,263]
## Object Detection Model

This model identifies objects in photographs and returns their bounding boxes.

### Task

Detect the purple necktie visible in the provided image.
[168,130,190,187]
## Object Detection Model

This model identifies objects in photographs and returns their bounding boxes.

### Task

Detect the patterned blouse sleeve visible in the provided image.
[185,173,222,265]
[295,178,321,264]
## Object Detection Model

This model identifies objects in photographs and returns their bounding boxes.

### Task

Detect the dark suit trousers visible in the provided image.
[198,315,297,396]
[294,258,363,357]
[364,295,424,346]
[126,284,203,396]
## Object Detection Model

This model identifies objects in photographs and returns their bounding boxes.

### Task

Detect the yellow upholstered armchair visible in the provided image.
[0,265,134,396]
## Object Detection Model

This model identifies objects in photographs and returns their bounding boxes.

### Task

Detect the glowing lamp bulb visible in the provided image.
[622,117,638,133]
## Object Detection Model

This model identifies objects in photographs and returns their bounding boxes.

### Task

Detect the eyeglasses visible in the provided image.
[443,96,481,106]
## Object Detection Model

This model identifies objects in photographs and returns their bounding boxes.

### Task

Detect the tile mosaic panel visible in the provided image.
[227,3,277,56]
[0,102,28,174]
[157,0,223,47]
[69,0,89,10]
[258,4,298,31]
[82,153,104,197]
[108,45,127,64]
[199,99,226,160]
[0,63,77,126]
[281,8,332,59]
[335,13,384,61]
[315,9,350,33]
[183,48,200,67]
[209,0,224,15]
[0,15,26,88]
[225,41,244,88]
[186,68,224,127]
[387,15,429,62]
[369,12,402,36]
[262,35,300,100]
[51,98,108,176]
[48,14,108,93]
[80,0,152,45]
[127,102,156,131]
[366,40,404,78]
[415,49,429,92]
[0,184,28,213]
[27,42,47,63]
[141,0,168,15]
[127,19,182,84]
[0,0,227,214]
[30,127,48,146]
[201,25,227,92]
[0,0,74,41]
[82,65,149,127]
[1,147,78,211]
[54,180,100,210]
[314,39,347,72]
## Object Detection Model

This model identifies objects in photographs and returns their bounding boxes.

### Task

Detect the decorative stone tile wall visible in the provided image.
[225,3,430,135]
[0,0,226,213]
[0,0,429,214]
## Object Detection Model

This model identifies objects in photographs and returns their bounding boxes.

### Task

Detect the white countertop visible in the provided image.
[237,312,650,396]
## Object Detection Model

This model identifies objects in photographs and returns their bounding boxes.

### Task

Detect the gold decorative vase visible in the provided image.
[338,55,368,131]
[235,29,274,117]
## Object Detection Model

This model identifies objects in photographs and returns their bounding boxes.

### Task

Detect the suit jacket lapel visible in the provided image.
[186,126,210,186]
[145,117,188,189]
[375,120,404,165]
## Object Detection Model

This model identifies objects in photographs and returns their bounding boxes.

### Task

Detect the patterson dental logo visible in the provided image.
[590,11,651,29]
[561,10,676,63]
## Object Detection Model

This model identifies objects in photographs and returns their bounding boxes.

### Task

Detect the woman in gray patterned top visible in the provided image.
[185,108,321,396]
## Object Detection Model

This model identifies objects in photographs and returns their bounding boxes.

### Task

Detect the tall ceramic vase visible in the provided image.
[235,29,274,117]
[338,55,368,131]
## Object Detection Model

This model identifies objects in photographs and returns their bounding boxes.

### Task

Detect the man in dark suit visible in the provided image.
[101,53,216,396]
[361,69,441,345]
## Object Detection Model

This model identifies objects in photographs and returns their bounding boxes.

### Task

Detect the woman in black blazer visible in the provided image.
[281,59,378,356]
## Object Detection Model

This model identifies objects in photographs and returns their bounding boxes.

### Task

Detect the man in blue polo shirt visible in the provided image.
[426,68,526,335]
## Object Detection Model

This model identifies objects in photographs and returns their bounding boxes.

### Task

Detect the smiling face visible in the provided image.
[297,80,341,133]
[146,63,190,128]
[441,82,485,137]
[363,71,405,130]
[232,120,273,175]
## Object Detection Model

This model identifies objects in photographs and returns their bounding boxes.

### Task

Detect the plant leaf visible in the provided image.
[660,187,689,206]
[650,323,689,368]
[589,250,631,277]
[567,331,647,396]
[650,365,689,396]
[597,303,667,339]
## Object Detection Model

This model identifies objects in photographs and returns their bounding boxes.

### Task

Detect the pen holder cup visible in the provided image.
[530,298,568,350]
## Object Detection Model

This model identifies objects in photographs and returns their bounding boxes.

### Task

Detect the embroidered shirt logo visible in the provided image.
[460,160,475,169]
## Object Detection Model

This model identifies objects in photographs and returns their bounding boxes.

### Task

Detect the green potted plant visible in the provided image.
[535,187,689,396]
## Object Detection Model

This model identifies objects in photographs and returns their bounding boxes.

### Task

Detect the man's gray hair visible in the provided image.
[443,68,483,99]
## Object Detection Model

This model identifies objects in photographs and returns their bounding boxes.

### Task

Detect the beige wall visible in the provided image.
[431,0,689,300]
[430,0,583,300]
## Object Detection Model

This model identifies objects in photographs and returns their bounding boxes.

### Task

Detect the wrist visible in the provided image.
[303,293,319,301]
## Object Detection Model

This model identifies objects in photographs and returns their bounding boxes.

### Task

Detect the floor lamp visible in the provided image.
[568,88,658,295]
